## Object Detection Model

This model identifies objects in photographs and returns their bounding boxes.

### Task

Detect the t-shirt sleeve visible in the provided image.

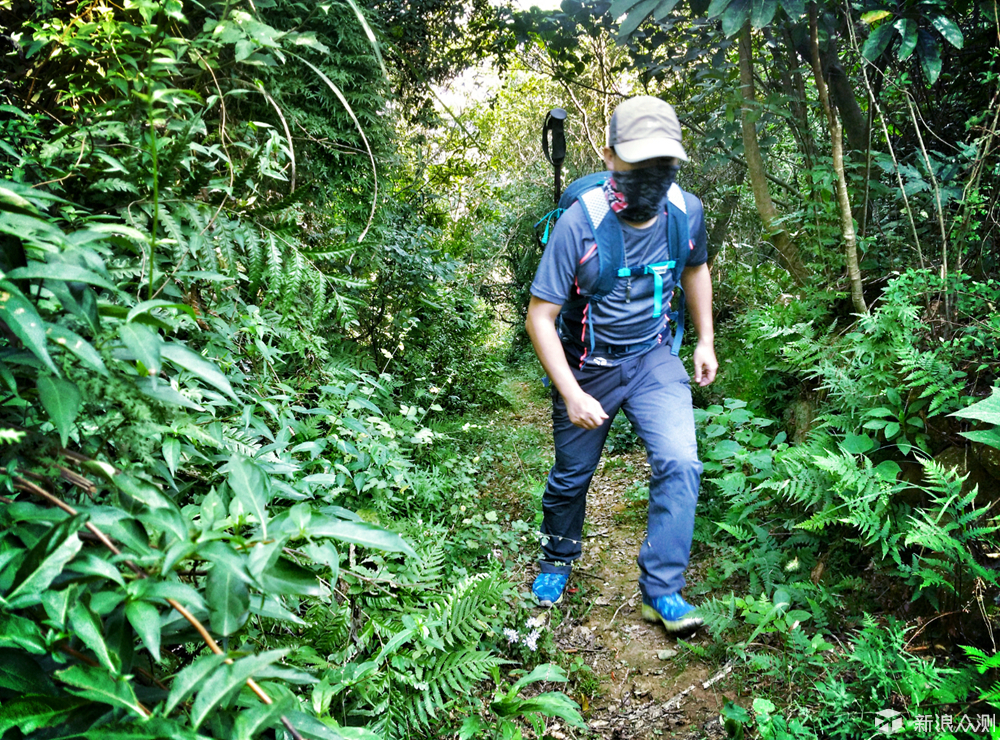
[530,203,589,306]
[683,191,709,267]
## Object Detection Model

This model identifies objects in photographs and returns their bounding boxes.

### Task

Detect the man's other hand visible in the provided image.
[566,391,610,429]
[692,341,718,386]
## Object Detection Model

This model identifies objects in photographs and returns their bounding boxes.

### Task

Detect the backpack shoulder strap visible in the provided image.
[577,183,624,302]
[664,183,691,356]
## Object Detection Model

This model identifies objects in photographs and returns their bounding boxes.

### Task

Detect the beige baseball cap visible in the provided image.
[607,96,688,163]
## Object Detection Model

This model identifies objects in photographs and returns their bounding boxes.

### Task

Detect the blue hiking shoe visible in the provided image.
[532,572,569,607]
[641,593,703,634]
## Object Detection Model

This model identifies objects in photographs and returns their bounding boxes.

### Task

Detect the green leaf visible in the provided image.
[0,649,56,695]
[37,374,81,447]
[163,652,229,715]
[46,325,107,375]
[960,428,1000,450]
[0,695,86,735]
[207,562,250,636]
[930,14,963,49]
[514,693,587,729]
[69,601,117,672]
[918,29,942,84]
[161,342,238,401]
[126,299,197,324]
[260,556,321,597]
[163,436,180,475]
[841,433,875,454]
[6,262,118,293]
[0,613,46,654]
[119,322,162,376]
[618,0,662,38]
[884,421,901,439]
[749,0,778,29]
[861,9,891,24]
[55,664,146,717]
[720,0,750,37]
[308,518,417,558]
[511,664,569,695]
[952,389,1000,425]
[224,454,270,538]
[126,600,162,662]
[708,440,744,460]
[862,22,895,61]
[895,18,918,60]
[5,514,84,609]
[234,695,296,740]
[189,650,289,729]
[652,0,683,21]
[779,0,804,19]
[706,0,733,17]
[608,0,644,19]
[135,377,204,410]
[0,282,58,374]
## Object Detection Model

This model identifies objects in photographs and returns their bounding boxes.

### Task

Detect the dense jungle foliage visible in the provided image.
[1,0,1000,738]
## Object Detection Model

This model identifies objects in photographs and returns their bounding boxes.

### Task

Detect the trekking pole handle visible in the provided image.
[543,108,567,204]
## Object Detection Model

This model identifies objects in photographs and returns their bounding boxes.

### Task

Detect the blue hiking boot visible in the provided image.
[532,572,569,607]
[641,593,703,634]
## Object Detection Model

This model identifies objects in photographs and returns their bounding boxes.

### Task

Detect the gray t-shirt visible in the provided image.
[530,189,707,367]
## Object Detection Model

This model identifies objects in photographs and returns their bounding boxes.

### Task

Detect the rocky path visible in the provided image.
[506,382,736,740]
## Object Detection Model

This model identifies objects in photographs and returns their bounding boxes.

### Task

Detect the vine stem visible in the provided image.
[12,475,304,740]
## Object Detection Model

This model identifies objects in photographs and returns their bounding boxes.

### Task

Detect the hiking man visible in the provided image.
[526,96,716,633]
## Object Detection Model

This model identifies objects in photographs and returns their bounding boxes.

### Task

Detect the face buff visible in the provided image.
[604,163,680,223]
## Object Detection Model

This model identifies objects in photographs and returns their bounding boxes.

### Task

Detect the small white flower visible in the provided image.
[429,386,440,394]
[503,628,520,644]
[524,630,540,651]
[526,616,545,630]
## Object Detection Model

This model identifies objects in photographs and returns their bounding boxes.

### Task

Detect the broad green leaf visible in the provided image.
[862,22,895,61]
[779,0,804,19]
[69,601,117,672]
[0,649,56,695]
[207,562,250,636]
[706,0,733,16]
[249,594,307,625]
[708,440,744,460]
[308,518,417,558]
[281,711,348,740]
[190,650,289,729]
[960,429,1000,451]
[720,0,750,37]
[952,389,1000,425]
[895,18,918,60]
[0,613,46,653]
[55,664,146,717]
[841,433,875,454]
[918,29,942,84]
[930,14,963,49]
[46,325,106,375]
[131,578,207,612]
[514,692,587,729]
[5,514,84,609]
[749,0,778,29]
[135,377,204,410]
[861,9,891,24]
[608,0,645,19]
[163,436,180,475]
[234,696,296,740]
[126,600,162,662]
[0,283,58,374]
[162,342,238,401]
[126,299,197,324]
[652,0,683,20]
[6,262,117,293]
[114,473,178,512]
[618,0,662,37]
[119,321,162,376]
[224,454,269,538]
[260,556,321,597]
[0,695,86,735]
[511,664,569,694]
[163,652,228,714]
[37,374,81,447]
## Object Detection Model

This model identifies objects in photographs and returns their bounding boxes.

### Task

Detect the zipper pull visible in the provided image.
[626,279,632,303]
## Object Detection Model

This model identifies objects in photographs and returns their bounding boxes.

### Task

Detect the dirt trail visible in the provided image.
[508,382,736,740]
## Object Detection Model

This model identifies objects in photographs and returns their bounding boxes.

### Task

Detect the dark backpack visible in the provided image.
[534,171,691,356]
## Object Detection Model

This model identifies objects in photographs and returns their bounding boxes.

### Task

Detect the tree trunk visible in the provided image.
[809,3,867,314]
[738,24,810,285]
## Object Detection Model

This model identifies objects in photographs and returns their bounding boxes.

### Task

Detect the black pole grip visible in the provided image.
[542,108,567,166]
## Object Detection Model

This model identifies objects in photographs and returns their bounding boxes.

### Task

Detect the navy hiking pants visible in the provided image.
[539,342,702,599]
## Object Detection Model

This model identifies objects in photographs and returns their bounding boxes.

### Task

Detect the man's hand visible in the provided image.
[565,390,610,429]
[692,340,718,386]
